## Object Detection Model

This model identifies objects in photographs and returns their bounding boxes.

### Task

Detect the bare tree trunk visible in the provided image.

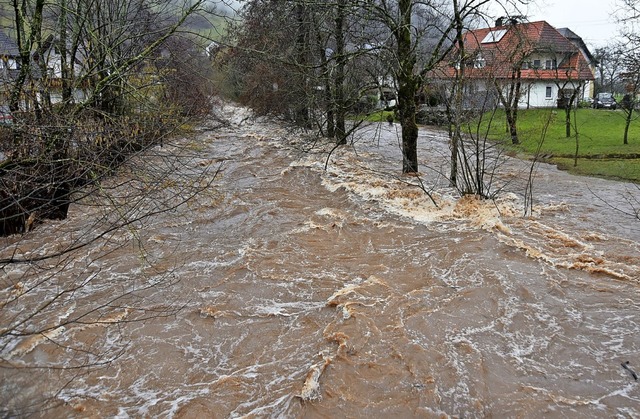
[624,109,632,145]
[396,0,418,173]
[10,0,45,155]
[496,66,522,145]
[449,0,465,186]
[505,107,519,144]
[59,0,73,106]
[560,85,580,138]
[315,27,334,138]
[294,3,310,128]
[334,0,347,145]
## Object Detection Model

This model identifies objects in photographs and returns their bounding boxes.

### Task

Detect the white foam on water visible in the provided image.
[4,110,640,418]
[290,142,526,232]
[250,300,326,318]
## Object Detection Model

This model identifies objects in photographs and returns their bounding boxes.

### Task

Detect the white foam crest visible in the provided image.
[325,276,384,304]
[250,300,326,318]
[315,207,346,218]
[291,220,328,233]
[185,244,248,270]
[291,145,526,231]
[296,350,334,402]
[282,133,640,285]
[496,227,637,282]
[218,102,255,126]
[6,326,66,359]
[4,301,76,359]
[522,385,607,409]
[232,394,293,418]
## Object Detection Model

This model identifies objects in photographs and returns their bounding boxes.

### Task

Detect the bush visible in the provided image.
[578,100,593,108]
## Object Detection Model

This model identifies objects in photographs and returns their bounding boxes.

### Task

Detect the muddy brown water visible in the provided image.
[1,105,639,417]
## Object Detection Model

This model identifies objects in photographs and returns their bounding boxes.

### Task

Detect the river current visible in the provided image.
[1,104,639,417]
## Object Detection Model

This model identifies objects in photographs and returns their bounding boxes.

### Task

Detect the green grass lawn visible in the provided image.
[359,107,639,182]
[472,108,640,182]
[358,110,395,123]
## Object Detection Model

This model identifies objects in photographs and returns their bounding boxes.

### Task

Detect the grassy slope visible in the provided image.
[359,107,640,182]
[473,108,640,182]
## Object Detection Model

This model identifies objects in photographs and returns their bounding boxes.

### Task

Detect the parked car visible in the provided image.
[593,92,617,109]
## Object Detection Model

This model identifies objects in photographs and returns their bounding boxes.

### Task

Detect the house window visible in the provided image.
[546,86,553,98]
[7,59,18,70]
[522,62,530,70]
[533,59,541,69]
[545,59,557,70]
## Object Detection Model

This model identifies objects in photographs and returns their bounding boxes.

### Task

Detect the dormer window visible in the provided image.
[461,52,486,69]
[474,54,486,68]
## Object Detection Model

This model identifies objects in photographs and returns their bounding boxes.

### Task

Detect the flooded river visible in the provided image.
[1,104,639,417]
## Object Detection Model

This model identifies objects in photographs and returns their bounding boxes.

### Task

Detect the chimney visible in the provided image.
[495,17,504,27]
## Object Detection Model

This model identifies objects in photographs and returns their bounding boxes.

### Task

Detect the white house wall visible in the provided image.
[521,82,556,108]
[45,50,85,79]
[520,80,591,108]
[48,89,87,105]
[463,79,593,109]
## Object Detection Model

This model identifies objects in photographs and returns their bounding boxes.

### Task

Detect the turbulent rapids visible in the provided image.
[1,104,639,417]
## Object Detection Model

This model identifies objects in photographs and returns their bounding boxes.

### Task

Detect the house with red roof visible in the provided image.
[434,19,597,109]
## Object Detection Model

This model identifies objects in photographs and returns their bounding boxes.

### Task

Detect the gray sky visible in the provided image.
[220,0,619,49]
[498,0,619,48]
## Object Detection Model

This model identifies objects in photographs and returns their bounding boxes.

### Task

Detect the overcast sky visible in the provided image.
[494,0,619,48]
[220,0,620,50]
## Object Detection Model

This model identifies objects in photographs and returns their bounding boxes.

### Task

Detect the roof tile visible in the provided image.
[435,21,595,82]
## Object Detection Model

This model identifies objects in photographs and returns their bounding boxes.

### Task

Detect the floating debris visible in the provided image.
[297,353,333,402]
[621,361,638,381]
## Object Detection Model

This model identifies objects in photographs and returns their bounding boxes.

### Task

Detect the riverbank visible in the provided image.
[364,108,640,182]
[482,108,640,183]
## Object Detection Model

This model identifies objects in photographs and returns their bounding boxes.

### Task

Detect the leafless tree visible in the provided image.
[490,18,531,146]
[0,0,227,414]
[615,1,640,145]
[594,46,625,94]
[347,0,461,173]
[619,63,640,146]
[227,0,379,144]
[1,0,217,235]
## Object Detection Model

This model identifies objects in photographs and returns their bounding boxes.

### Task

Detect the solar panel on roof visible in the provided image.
[480,29,507,44]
